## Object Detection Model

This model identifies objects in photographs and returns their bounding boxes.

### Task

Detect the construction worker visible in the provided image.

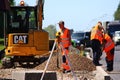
[56,21,71,73]
[102,32,115,71]
[90,21,103,66]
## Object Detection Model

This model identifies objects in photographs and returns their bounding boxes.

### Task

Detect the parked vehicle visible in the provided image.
[71,32,85,47]
[71,31,91,47]
[113,31,120,45]
[103,21,120,38]
[84,31,91,47]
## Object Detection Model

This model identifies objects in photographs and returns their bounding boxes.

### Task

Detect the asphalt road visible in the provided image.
[100,45,120,80]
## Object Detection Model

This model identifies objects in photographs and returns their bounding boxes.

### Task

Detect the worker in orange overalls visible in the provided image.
[90,21,104,66]
[102,32,115,71]
[56,21,71,73]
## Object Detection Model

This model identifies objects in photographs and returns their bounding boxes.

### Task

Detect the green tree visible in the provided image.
[114,2,120,20]
[9,0,15,6]
[44,25,57,39]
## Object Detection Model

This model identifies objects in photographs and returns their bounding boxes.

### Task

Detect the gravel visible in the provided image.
[35,53,96,71]
[0,53,96,80]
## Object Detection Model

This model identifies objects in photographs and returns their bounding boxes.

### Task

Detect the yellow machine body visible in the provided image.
[5,30,49,56]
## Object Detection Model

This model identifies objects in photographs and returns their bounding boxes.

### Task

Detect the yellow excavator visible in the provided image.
[0,0,50,67]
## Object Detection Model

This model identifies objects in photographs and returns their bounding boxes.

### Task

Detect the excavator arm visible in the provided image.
[37,0,44,30]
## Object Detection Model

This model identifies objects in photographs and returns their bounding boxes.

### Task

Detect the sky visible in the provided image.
[15,0,120,31]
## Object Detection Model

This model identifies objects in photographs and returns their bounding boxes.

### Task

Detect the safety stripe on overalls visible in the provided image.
[61,38,69,44]
[105,40,113,48]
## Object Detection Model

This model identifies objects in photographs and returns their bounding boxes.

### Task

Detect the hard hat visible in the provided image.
[58,20,64,25]
[98,21,102,25]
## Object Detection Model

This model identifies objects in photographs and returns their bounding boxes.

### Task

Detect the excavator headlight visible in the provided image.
[20,1,24,6]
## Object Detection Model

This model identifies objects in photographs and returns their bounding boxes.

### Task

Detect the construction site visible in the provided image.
[0,0,120,80]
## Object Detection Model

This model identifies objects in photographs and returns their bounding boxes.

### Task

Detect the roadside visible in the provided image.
[0,38,4,66]
[100,45,120,80]
[0,38,4,50]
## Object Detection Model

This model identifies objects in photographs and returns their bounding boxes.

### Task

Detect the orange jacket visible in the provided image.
[90,25,103,43]
[104,34,115,52]
[60,28,71,48]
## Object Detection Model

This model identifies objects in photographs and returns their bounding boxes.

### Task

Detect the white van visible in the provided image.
[113,31,120,45]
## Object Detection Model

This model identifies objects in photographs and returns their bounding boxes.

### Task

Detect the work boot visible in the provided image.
[106,68,113,72]
[106,58,113,71]
[95,63,102,66]
[93,60,102,66]
[62,69,71,73]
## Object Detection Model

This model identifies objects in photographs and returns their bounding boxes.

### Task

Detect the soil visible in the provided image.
[35,53,96,71]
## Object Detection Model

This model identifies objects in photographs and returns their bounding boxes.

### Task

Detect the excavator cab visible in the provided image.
[7,6,37,33]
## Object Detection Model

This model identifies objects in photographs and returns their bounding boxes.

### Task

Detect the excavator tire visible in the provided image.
[1,57,14,68]
[17,56,48,68]
[18,62,35,68]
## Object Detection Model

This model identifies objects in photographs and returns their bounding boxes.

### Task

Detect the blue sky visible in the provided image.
[15,0,120,31]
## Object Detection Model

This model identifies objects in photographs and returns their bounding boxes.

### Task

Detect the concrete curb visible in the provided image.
[94,66,112,80]
[12,68,112,80]
[85,48,112,80]
[12,70,57,80]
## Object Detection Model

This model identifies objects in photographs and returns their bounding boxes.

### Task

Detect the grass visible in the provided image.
[0,38,4,65]
[0,38,4,50]
[0,45,4,50]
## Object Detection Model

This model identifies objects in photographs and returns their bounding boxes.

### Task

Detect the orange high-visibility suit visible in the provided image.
[59,28,71,71]
[90,25,103,66]
[91,26,103,44]
[103,33,115,71]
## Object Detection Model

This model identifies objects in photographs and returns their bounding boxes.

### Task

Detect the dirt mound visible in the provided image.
[35,53,96,71]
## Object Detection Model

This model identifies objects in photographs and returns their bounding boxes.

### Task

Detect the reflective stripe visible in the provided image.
[61,37,70,45]
[96,30,103,37]
[61,41,70,45]
[104,34,115,52]
[61,38,69,40]
[105,40,113,48]
[60,28,71,47]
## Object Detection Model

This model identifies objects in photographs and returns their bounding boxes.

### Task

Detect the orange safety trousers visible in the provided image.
[62,49,70,70]
[105,50,114,61]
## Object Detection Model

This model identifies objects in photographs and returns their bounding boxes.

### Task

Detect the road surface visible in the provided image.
[100,45,120,80]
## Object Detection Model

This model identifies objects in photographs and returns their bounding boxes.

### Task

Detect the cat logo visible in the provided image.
[13,35,28,44]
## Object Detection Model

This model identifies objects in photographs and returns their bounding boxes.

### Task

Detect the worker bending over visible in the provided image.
[103,32,115,71]
[56,21,71,73]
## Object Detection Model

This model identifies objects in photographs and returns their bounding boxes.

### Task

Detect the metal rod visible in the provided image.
[60,43,78,80]
[40,41,56,80]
